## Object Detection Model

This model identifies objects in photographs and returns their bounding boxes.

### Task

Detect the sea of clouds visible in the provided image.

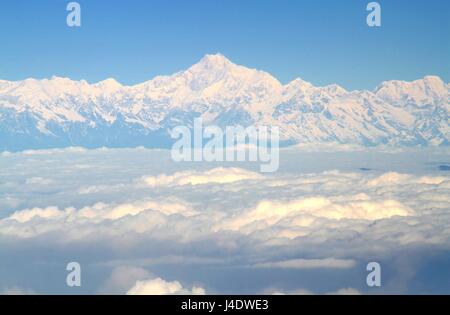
[0,147,449,294]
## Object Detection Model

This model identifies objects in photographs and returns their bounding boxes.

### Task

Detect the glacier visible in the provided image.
[0,53,448,151]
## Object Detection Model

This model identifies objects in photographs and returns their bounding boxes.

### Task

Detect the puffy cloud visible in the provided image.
[216,197,413,233]
[77,200,197,220]
[0,199,197,238]
[1,170,448,252]
[9,206,68,223]
[416,176,447,185]
[143,167,263,187]
[367,172,448,187]
[126,277,206,295]
[367,172,412,186]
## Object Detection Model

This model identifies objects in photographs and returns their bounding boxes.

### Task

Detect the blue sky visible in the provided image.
[0,0,448,90]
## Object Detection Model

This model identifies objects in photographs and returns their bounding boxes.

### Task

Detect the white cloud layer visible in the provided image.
[216,197,413,234]
[143,167,263,187]
[1,169,449,252]
[1,147,449,294]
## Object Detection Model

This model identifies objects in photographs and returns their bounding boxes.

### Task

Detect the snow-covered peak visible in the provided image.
[195,53,233,69]
[130,54,283,113]
[185,53,280,84]
[183,54,237,83]
[49,75,74,82]
[375,75,446,92]
[8,76,87,99]
[282,78,347,100]
[374,76,448,107]
[282,78,314,99]
[323,84,347,96]
[422,75,445,85]
[93,78,123,92]
[285,78,314,90]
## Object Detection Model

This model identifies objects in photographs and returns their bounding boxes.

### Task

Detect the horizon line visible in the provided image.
[0,53,447,92]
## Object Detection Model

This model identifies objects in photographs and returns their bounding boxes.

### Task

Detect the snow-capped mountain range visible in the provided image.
[0,54,448,151]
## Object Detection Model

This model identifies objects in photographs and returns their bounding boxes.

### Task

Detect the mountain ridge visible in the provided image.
[0,54,448,151]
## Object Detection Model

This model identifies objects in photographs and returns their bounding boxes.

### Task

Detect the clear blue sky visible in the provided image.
[0,0,448,90]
